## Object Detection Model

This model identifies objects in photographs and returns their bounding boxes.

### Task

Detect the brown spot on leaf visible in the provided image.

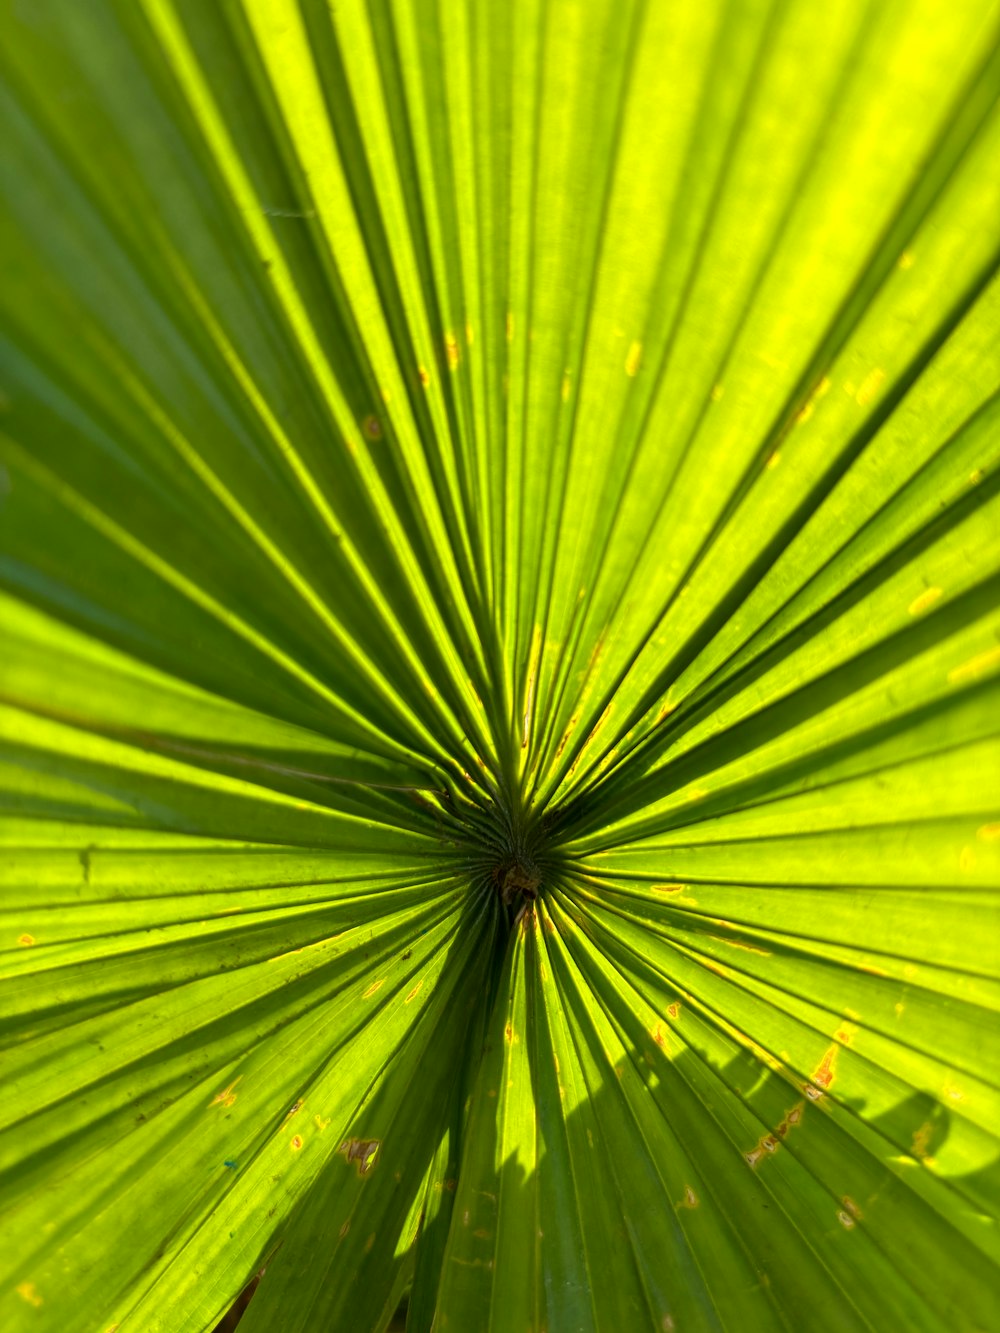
[776,1103,805,1138]
[290,1136,303,1151]
[339,1137,380,1175]
[17,933,35,947]
[745,1129,781,1169]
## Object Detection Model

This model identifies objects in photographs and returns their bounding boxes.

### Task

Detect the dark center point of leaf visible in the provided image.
[491,854,542,909]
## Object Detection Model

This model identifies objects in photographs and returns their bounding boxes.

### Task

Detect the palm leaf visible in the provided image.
[1,1,998,1330]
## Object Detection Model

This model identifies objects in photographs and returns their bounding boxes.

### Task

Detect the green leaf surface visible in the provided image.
[1,1,998,1330]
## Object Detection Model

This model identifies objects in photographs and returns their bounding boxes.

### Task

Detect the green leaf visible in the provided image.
[1,1,998,1330]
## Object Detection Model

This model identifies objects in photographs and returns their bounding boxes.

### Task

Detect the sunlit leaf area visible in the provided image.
[2,1,999,1329]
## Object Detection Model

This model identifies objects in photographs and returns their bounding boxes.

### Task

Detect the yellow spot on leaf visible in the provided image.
[314,1115,331,1131]
[210,1078,241,1110]
[405,981,423,1004]
[362,979,385,999]
[855,367,885,406]
[465,322,474,346]
[948,647,1000,684]
[16,1283,42,1307]
[765,451,781,470]
[710,383,724,402]
[794,373,830,424]
[711,934,771,956]
[444,332,459,370]
[898,250,915,269]
[418,365,430,387]
[561,370,571,402]
[807,1045,838,1098]
[504,1023,517,1045]
[959,846,977,872]
[911,1121,933,1159]
[678,1185,698,1209]
[291,1135,303,1150]
[505,312,514,342]
[908,586,942,616]
[702,958,732,979]
[977,822,1000,841]
[17,933,35,947]
[625,341,643,377]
